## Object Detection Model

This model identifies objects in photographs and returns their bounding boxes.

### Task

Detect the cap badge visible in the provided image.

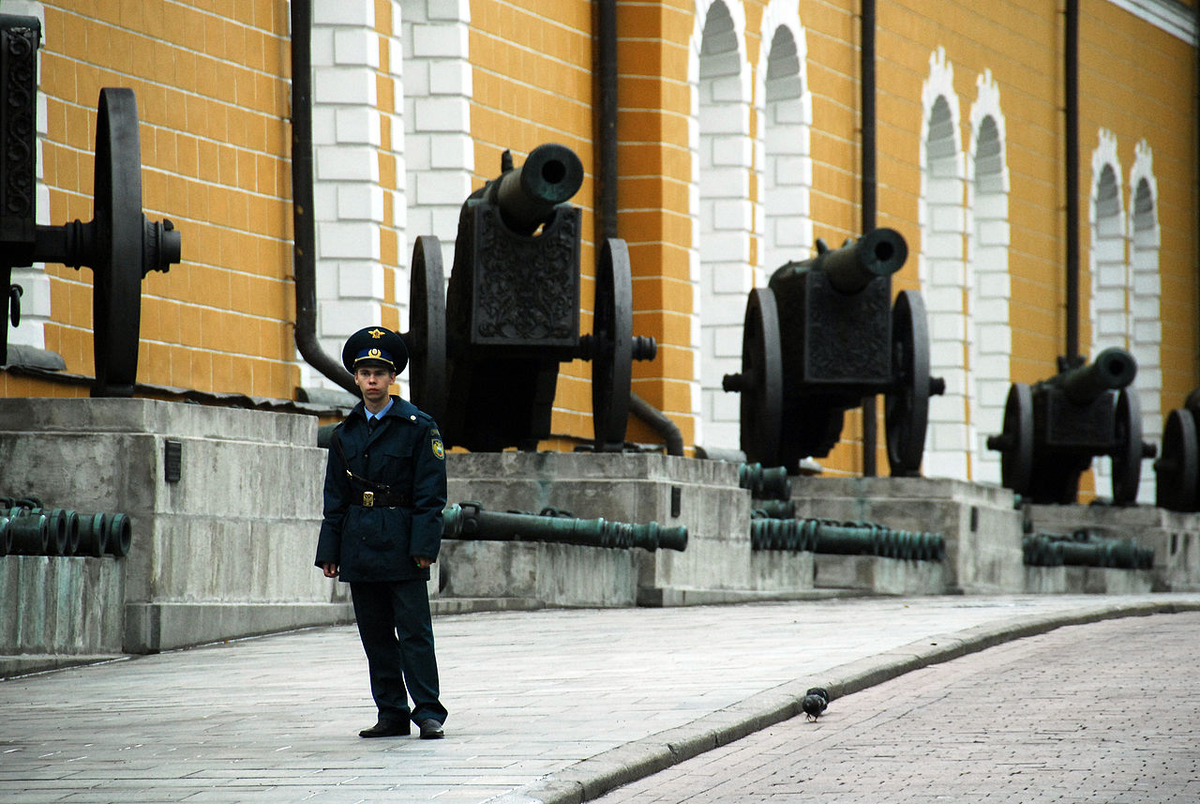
[368,328,385,339]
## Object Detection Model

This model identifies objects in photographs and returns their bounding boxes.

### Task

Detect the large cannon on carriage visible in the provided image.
[721,228,944,476]
[986,347,1155,505]
[401,144,656,452]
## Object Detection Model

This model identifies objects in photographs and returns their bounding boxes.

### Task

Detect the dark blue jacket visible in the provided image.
[315,396,447,582]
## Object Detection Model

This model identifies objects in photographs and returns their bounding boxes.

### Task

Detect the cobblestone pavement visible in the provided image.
[590,611,1200,804]
[2,595,1198,804]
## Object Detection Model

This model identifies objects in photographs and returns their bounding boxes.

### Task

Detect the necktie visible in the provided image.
[367,416,377,434]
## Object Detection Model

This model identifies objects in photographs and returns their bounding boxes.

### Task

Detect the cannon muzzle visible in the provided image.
[770,227,907,295]
[442,502,687,552]
[1052,347,1137,405]
[487,144,584,236]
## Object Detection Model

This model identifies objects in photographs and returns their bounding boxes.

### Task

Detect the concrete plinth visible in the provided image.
[445,452,753,606]
[439,540,638,607]
[813,554,947,595]
[0,398,352,659]
[790,476,1024,594]
[1027,504,1200,592]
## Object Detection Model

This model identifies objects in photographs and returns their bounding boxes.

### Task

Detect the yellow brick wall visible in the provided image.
[31,1,296,398]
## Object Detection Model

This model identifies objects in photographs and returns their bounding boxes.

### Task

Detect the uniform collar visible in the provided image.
[356,396,419,424]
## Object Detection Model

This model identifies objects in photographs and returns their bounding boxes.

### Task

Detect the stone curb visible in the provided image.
[486,599,1200,804]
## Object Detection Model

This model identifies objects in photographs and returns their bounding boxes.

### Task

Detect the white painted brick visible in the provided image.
[976,325,1012,354]
[310,29,336,67]
[335,107,379,146]
[318,221,380,259]
[314,1,372,26]
[316,146,379,182]
[312,105,338,146]
[412,23,467,59]
[313,183,339,221]
[1132,272,1160,295]
[428,0,470,22]
[406,136,433,171]
[772,155,812,186]
[415,170,472,205]
[430,60,471,95]
[976,219,1009,246]
[711,198,750,230]
[428,135,473,169]
[338,262,386,298]
[405,59,431,96]
[334,29,379,68]
[337,185,385,222]
[413,97,470,132]
[315,69,376,105]
[711,134,750,167]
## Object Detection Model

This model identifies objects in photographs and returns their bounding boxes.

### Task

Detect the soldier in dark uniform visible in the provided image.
[315,326,449,739]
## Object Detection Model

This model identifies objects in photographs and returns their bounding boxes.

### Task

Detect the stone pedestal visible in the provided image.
[789,476,1024,594]
[1028,503,1200,592]
[0,398,352,659]
[445,452,756,606]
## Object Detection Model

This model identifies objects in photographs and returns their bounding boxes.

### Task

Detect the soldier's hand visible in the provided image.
[414,556,433,569]
[322,562,339,578]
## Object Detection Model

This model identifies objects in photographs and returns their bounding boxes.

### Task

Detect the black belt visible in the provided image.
[356,489,413,508]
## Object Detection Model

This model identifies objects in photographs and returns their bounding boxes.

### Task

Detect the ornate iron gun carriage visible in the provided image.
[1,15,180,395]
[402,144,655,452]
[721,228,944,475]
[987,347,1153,505]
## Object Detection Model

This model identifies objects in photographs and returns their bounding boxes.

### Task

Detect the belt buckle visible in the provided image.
[362,491,375,508]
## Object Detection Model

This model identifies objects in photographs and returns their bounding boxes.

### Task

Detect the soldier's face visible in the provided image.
[355,365,396,404]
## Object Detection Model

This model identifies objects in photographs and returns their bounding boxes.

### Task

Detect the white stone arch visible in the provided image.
[965,69,1011,485]
[691,0,753,451]
[1088,129,1126,498]
[918,47,968,479]
[755,0,813,273]
[1128,140,1162,504]
[1089,129,1127,353]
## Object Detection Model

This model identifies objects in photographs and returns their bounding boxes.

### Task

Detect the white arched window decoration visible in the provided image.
[1089,129,1127,354]
[1128,140,1162,504]
[692,0,753,451]
[1088,129,1126,498]
[918,47,968,479]
[756,0,813,273]
[965,69,1011,485]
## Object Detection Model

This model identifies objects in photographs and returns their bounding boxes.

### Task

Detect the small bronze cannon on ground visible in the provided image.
[722,228,944,475]
[403,144,655,452]
[441,502,687,552]
[1022,530,1152,570]
[987,348,1154,505]
[1,15,180,393]
[1154,389,1200,512]
[750,515,945,561]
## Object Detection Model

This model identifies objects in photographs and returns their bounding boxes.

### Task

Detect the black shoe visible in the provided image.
[418,719,444,739]
[359,719,410,738]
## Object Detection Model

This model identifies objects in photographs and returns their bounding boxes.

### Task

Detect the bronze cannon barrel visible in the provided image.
[1050,347,1137,405]
[487,143,584,236]
[769,227,908,295]
[442,502,687,552]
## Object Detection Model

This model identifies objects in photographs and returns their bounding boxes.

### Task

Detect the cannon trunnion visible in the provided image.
[722,228,944,476]
[403,145,655,452]
[987,348,1154,505]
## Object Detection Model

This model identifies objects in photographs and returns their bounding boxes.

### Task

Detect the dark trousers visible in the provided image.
[350,580,447,725]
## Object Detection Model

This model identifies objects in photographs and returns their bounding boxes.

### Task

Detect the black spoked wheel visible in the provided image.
[407,235,447,425]
[886,289,931,476]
